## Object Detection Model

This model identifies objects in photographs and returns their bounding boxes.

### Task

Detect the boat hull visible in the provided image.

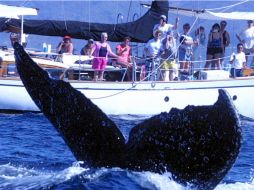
[0,77,253,118]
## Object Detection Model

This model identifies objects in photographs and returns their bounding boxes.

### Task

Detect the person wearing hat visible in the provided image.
[80,38,94,56]
[153,15,179,39]
[56,35,74,54]
[236,20,254,66]
[144,29,163,80]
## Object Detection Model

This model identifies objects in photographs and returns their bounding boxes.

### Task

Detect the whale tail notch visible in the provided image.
[13,42,242,189]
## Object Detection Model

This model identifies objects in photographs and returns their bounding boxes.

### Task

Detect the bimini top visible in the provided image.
[169,8,254,20]
[0,4,38,19]
[167,1,254,21]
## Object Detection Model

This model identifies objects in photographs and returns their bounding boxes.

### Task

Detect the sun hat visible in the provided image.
[160,15,167,22]
[63,35,71,39]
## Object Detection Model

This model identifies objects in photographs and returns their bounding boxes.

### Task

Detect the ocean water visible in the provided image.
[0,0,254,189]
[0,0,252,56]
[0,113,254,190]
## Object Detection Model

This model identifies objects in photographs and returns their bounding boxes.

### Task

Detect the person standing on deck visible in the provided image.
[236,20,254,66]
[153,15,179,39]
[204,23,223,70]
[159,30,178,81]
[229,43,246,77]
[191,26,206,69]
[144,30,163,81]
[91,32,118,81]
[220,20,230,68]
[179,23,198,76]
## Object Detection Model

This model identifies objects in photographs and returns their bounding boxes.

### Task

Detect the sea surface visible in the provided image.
[0,114,254,190]
[0,0,254,189]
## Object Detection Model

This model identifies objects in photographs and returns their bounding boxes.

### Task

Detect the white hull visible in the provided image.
[0,77,254,119]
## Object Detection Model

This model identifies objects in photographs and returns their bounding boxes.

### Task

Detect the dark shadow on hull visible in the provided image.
[13,42,241,189]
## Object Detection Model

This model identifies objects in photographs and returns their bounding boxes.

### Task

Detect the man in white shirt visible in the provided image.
[229,43,246,77]
[236,20,254,65]
[144,30,163,80]
[144,30,163,58]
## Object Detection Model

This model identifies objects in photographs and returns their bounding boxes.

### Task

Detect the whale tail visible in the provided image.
[14,42,126,167]
[126,89,241,189]
[14,42,241,189]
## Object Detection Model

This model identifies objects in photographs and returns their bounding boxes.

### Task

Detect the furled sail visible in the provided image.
[1,0,169,43]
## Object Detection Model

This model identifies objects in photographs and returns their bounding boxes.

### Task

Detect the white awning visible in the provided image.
[0,4,38,19]
[169,8,254,20]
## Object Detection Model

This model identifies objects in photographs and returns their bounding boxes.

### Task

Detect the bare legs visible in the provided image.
[93,71,104,81]
[204,53,221,70]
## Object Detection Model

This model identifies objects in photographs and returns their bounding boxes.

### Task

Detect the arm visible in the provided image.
[67,43,74,54]
[225,31,230,47]
[229,53,235,64]
[236,32,244,43]
[56,42,63,53]
[116,45,127,56]
[173,17,179,30]
[107,44,119,58]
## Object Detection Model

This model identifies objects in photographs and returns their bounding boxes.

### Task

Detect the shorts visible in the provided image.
[179,49,192,61]
[162,60,177,69]
[92,58,107,71]
[207,47,223,55]
[230,68,243,77]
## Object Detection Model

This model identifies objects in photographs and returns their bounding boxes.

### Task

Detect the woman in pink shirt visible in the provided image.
[92,32,118,81]
[115,37,132,80]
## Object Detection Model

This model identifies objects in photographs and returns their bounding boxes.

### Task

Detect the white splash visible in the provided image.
[0,162,88,190]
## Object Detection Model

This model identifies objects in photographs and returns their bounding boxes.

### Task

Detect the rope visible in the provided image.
[206,0,249,11]
[88,0,91,33]
[126,0,132,22]
[61,1,68,31]
[89,16,201,100]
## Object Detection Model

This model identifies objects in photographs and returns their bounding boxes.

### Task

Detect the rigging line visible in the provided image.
[126,0,132,22]
[206,0,249,11]
[90,16,201,100]
[88,0,91,33]
[20,0,31,6]
[61,0,68,31]
[112,1,120,37]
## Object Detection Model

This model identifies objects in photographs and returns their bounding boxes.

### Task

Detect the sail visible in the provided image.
[1,0,169,43]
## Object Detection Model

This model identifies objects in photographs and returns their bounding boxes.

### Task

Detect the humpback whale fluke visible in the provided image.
[14,42,241,189]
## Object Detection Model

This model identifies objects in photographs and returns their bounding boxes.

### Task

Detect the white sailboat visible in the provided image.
[0,1,254,119]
